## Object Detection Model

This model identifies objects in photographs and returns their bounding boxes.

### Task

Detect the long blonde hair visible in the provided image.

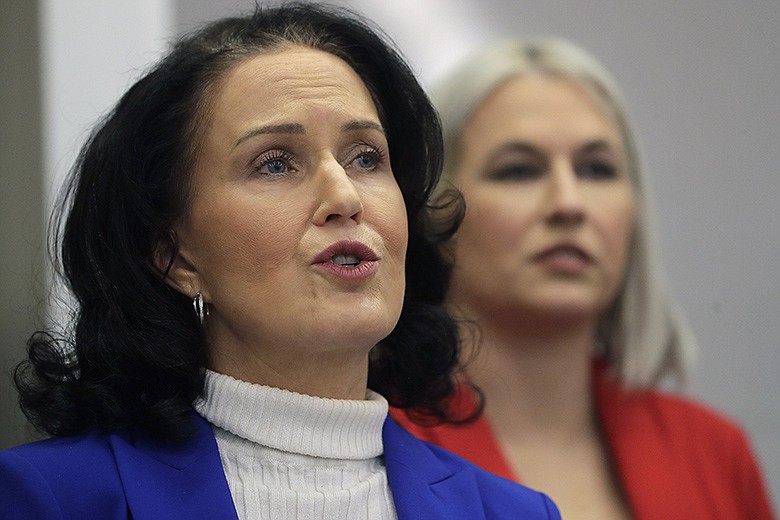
[434,38,696,387]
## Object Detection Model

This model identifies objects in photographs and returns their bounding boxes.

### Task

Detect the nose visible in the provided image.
[544,160,585,226]
[312,157,364,226]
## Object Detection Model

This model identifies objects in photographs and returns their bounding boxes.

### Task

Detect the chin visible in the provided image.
[519,291,602,319]
[544,303,598,319]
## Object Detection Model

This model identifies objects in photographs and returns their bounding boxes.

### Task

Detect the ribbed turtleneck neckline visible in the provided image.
[194,369,388,460]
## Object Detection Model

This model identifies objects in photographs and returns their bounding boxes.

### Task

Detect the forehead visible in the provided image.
[209,45,377,118]
[463,72,622,148]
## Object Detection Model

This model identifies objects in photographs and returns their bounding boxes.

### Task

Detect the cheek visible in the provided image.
[600,195,636,275]
[371,185,408,261]
[456,188,534,261]
[388,199,409,318]
[191,196,304,278]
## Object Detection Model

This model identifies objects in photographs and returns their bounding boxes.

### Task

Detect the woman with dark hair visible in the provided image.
[0,5,559,519]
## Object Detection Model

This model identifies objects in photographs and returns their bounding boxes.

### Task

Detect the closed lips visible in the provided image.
[535,245,592,262]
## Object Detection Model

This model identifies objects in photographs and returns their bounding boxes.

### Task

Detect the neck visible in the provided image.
[209,338,370,400]
[456,301,598,444]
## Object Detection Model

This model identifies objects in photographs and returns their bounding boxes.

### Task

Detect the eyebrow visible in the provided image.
[234,119,384,148]
[486,141,540,163]
[342,120,385,134]
[487,139,616,161]
[578,139,615,154]
[234,123,305,148]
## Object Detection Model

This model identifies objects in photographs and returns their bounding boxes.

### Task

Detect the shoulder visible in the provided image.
[0,431,129,519]
[626,389,764,470]
[600,379,751,450]
[649,391,742,433]
[383,416,560,519]
[4,429,118,466]
[596,376,775,518]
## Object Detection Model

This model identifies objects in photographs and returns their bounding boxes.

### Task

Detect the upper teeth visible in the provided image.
[331,254,360,267]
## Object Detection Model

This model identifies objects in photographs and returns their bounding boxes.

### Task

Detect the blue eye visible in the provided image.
[355,152,376,170]
[254,151,294,177]
[351,146,386,172]
[263,159,287,174]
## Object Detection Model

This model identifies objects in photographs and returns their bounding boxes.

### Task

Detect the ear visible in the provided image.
[153,231,204,300]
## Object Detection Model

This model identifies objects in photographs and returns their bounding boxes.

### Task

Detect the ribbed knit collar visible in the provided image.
[194,369,387,460]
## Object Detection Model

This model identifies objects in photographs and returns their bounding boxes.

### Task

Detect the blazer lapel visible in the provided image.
[111,413,238,520]
[383,416,487,520]
[111,412,490,519]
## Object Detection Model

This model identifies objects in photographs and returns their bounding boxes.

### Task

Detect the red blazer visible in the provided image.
[391,364,775,520]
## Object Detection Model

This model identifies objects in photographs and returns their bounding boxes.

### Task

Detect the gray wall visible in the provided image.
[0,0,44,449]
[2,0,776,508]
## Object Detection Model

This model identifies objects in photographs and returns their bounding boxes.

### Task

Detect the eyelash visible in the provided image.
[251,143,388,178]
[577,161,617,180]
[488,160,618,182]
[252,150,295,176]
[351,144,388,171]
[489,164,541,181]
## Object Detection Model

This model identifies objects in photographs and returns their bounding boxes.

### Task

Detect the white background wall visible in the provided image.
[34,0,779,507]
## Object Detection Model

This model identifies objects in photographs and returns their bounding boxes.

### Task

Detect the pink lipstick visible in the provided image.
[312,240,379,281]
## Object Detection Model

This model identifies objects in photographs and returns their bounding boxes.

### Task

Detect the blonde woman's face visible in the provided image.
[449,74,635,323]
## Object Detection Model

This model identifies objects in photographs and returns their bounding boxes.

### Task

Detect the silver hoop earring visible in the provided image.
[193,291,209,324]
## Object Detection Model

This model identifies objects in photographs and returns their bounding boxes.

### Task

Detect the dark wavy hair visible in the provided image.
[15,3,476,442]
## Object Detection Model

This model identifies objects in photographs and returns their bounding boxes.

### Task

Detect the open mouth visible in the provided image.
[312,240,380,281]
[329,254,361,267]
[313,240,379,268]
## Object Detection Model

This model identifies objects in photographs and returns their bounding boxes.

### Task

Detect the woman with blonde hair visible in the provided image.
[393,38,774,519]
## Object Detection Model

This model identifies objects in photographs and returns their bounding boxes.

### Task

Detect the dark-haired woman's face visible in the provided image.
[165,46,407,390]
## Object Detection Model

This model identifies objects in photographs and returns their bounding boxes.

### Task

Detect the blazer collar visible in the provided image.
[110,413,238,520]
[383,415,488,520]
[110,412,490,520]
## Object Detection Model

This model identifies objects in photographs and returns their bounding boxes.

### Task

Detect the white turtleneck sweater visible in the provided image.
[193,370,398,520]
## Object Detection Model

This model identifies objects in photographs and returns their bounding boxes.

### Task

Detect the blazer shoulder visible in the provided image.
[598,382,775,518]
[595,365,750,450]
[622,388,750,447]
[0,432,129,519]
[5,429,114,461]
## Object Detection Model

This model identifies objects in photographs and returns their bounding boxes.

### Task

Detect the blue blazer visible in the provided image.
[0,413,559,519]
